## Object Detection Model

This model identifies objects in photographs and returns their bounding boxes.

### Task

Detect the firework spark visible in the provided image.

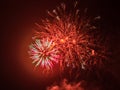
[28,1,108,72]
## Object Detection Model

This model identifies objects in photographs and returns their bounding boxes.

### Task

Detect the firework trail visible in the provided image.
[28,1,108,73]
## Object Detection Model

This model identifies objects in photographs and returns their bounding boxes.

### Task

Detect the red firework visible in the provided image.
[29,2,108,72]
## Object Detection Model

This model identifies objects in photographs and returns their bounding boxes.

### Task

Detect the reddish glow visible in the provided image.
[72,39,76,44]
[60,39,65,43]
[65,37,69,40]
[92,50,95,56]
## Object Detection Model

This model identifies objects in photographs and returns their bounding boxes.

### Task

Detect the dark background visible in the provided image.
[1,0,120,90]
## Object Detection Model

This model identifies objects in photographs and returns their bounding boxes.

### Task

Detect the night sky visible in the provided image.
[1,0,120,90]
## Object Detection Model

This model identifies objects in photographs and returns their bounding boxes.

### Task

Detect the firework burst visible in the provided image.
[28,38,60,70]
[28,1,108,72]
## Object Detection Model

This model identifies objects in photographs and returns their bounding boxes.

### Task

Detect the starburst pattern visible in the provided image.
[28,38,60,70]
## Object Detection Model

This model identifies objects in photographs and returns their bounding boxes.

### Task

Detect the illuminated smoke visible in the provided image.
[47,79,102,90]
[47,79,84,90]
